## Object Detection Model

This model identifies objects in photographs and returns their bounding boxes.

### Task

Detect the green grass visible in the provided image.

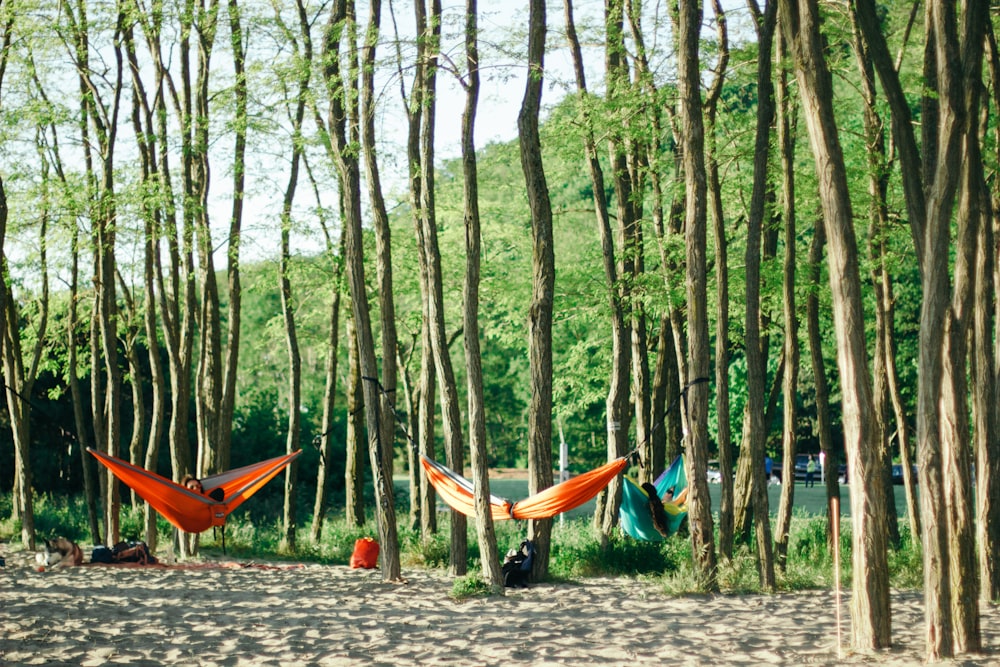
[2,491,922,597]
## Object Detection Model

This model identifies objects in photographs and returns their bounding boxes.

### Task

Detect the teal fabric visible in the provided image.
[619,456,688,541]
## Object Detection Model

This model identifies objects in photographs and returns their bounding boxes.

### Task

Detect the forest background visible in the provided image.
[0,0,997,660]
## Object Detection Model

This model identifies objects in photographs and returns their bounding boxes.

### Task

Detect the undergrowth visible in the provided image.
[1,493,923,597]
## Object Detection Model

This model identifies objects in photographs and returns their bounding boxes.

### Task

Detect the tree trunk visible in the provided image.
[401,0,438,542]
[345,312,365,527]
[677,0,717,590]
[774,25,798,569]
[416,0,467,576]
[732,0,777,590]
[851,6,899,549]
[857,0,986,655]
[67,217,101,544]
[396,343,421,531]
[461,0,502,591]
[218,0,249,474]
[277,8,311,550]
[192,0,223,490]
[701,0,732,561]
[564,0,630,545]
[359,0,399,495]
[780,0,890,649]
[518,0,555,582]
[975,21,1000,603]
[311,217,345,543]
[324,0,401,581]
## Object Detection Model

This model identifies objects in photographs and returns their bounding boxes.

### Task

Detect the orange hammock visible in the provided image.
[421,454,629,521]
[89,448,302,534]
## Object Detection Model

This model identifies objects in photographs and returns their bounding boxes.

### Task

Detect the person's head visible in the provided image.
[181,474,203,493]
[663,485,676,502]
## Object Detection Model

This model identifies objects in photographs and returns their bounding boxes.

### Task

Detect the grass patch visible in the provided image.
[0,492,925,597]
[450,574,502,600]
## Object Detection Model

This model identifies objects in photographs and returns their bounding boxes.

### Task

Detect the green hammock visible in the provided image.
[619,455,688,541]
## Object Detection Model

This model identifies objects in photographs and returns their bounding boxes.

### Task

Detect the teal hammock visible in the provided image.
[619,455,688,541]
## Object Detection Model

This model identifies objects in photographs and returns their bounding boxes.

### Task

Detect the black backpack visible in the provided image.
[90,545,114,564]
[501,539,535,588]
[111,541,156,564]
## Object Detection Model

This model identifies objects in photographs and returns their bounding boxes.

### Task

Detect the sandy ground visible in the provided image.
[3,546,1000,666]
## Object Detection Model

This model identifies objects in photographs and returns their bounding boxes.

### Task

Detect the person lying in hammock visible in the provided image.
[662,485,688,509]
[641,483,688,538]
[182,474,225,502]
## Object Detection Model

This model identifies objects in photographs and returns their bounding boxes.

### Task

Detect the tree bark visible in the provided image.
[417,0,468,576]
[774,24,798,569]
[323,0,401,581]
[359,0,399,493]
[976,22,1000,604]
[564,0,630,544]
[460,0,502,590]
[780,0,890,649]
[310,195,346,543]
[677,0,717,590]
[345,310,365,527]
[277,0,311,551]
[518,0,555,581]
[731,0,777,589]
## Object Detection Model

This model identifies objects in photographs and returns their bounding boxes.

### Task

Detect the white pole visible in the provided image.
[559,419,568,527]
[832,494,842,660]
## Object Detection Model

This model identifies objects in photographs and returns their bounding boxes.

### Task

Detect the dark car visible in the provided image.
[892,464,917,485]
[771,454,815,483]
[794,454,815,481]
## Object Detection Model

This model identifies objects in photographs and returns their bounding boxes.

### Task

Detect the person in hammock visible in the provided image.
[181,474,204,493]
[182,473,225,501]
[662,485,688,509]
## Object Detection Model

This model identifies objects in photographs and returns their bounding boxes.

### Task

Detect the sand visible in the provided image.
[3,546,1000,666]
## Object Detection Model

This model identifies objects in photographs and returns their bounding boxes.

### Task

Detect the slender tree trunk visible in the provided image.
[774,25,798,569]
[780,0,890,648]
[277,5,311,550]
[192,0,223,489]
[396,343,422,531]
[701,0,732,560]
[416,0,467,576]
[732,0,777,590]
[311,211,345,543]
[805,222,839,544]
[975,21,1000,603]
[461,0,502,590]
[401,0,438,542]
[324,0,401,581]
[218,0,248,474]
[677,0,717,590]
[851,3,901,551]
[67,218,101,544]
[345,312,365,527]
[564,0,629,544]
[518,0,555,581]
[359,0,399,491]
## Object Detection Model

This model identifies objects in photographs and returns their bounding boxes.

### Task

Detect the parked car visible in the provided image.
[772,454,815,483]
[794,454,815,482]
[706,459,723,483]
[891,464,917,485]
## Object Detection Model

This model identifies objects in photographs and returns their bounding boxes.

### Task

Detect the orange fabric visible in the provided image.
[420,455,628,521]
[88,448,301,534]
[349,537,380,569]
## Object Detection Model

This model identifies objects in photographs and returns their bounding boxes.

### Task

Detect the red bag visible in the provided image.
[349,537,379,569]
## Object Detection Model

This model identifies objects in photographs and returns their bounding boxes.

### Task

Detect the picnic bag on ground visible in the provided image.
[350,537,379,569]
[501,539,535,588]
